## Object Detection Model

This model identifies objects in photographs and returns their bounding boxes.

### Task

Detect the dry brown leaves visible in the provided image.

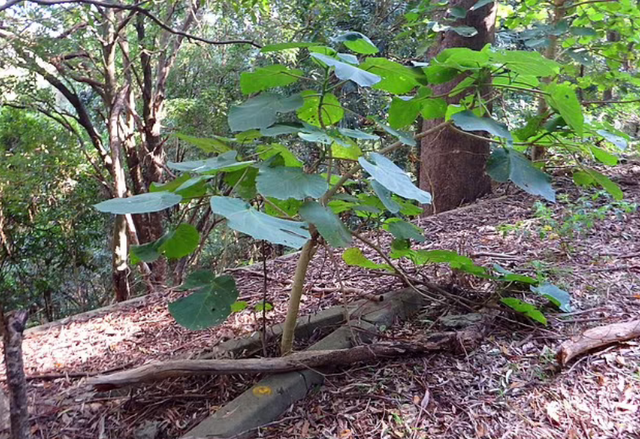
[3,163,640,438]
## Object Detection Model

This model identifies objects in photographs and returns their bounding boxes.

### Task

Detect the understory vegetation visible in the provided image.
[0,0,639,437]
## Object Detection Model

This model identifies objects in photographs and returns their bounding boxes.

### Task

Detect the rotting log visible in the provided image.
[557,319,640,366]
[89,331,481,391]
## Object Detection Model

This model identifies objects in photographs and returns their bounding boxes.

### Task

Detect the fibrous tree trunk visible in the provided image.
[419,0,497,215]
[1,309,30,439]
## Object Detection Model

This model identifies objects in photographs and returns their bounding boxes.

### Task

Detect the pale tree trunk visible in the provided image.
[104,9,131,302]
[532,0,565,162]
[419,0,497,214]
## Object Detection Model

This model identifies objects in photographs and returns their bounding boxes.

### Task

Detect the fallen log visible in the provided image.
[88,331,479,391]
[557,319,640,366]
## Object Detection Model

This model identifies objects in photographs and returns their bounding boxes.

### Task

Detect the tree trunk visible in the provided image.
[532,0,565,162]
[419,0,497,215]
[1,309,30,439]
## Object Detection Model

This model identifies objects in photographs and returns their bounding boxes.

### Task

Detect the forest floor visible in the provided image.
[3,162,640,439]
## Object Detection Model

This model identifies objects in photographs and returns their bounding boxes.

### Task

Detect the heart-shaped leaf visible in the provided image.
[228,93,304,132]
[211,196,310,248]
[169,272,238,330]
[94,192,182,215]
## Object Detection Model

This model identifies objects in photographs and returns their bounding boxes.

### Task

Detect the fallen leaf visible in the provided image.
[546,401,562,424]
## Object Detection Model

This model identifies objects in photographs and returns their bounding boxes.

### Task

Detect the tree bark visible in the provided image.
[419,0,497,215]
[1,309,30,439]
[532,0,565,162]
[88,332,481,390]
[557,320,640,366]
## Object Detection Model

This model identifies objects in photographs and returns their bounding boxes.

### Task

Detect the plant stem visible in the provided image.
[280,229,318,354]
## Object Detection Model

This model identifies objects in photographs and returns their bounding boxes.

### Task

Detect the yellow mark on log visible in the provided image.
[252,386,273,397]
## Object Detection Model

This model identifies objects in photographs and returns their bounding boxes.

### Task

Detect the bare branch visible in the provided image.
[1,0,262,48]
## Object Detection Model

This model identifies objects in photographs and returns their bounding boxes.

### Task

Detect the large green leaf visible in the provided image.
[500,298,547,325]
[310,53,381,87]
[167,151,253,174]
[383,218,425,243]
[256,166,328,200]
[299,201,352,248]
[360,58,423,94]
[388,97,422,129]
[169,273,238,330]
[545,83,584,137]
[130,223,199,264]
[174,133,230,153]
[256,144,302,167]
[331,140,362,160]
[490,50,560,77]
[228,93,304,132]
[370,179,401,213]
[420,98,448,120]
[531,283,572,312]
[451,110,512,141]
[437,48,490,70]
[94,192,182,215]
[296,90,344,127]
[150,174,191,193]
[486,148,555,202]
[158,224,200,260]
[359,153,432,204]
[224,167,258,200]
[573,169,623,200]
[336,32,379,54]
[210,196,310,248]
[589,145,618,166]
[240,65,304,95]
[342,248,393,271]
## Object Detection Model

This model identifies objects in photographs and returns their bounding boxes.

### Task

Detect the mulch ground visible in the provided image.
[2,162,640,439]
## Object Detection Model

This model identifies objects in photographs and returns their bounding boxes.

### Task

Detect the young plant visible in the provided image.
[93,21,631,352]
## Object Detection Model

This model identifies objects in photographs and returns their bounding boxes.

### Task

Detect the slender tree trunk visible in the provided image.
[532,0,565,162]
[103,9,131,302]
[1,309,30,439]
[419,0,497,214]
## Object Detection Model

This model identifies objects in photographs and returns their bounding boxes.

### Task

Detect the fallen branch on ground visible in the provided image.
[88,331,481,391]
[557,319,640,366]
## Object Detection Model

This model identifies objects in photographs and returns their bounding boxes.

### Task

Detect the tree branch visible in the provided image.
[2,0,262,48]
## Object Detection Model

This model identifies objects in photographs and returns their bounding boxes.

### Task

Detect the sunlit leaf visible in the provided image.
[211,196,310,248]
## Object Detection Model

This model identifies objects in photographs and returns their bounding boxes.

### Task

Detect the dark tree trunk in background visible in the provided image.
[419,0,497,215]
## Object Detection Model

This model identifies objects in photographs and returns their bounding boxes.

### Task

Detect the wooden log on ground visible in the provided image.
[557,319,640,366]
[88,331,480,391]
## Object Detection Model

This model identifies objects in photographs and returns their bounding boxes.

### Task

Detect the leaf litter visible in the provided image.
[2,163,639,438]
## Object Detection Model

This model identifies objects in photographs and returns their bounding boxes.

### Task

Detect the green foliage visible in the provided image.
[210,196,310,248]
[240,65,304,95]
[487,148,556,202]
[94,192,183,215]
[130,224,200,264]
[169,272,239,330]
[359,153,432,204]
[342,248,393,271]
[228,93,304,131]
[500,298,548,325]
[256,166,328,200]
